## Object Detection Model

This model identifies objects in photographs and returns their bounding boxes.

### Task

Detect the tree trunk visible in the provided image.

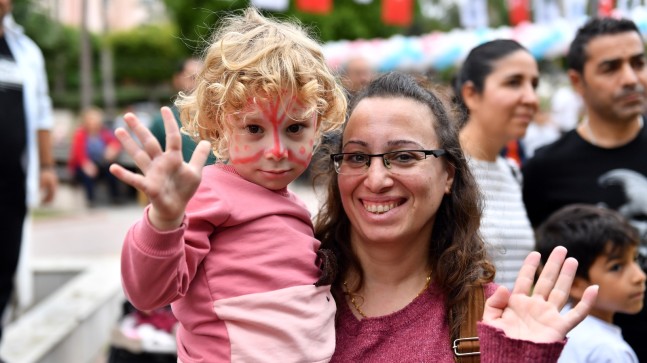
[80,0,93,110]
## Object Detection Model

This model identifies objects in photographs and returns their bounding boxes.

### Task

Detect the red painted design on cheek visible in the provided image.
[244,145,250,151]
[287,149,312,168]
[234,146,240,153]
[299,146,306,155]
[230,150,264,164]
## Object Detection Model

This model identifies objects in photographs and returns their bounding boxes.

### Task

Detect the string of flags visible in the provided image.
[248,1,647,71]
[321,5,647,73]
[250,0,647,28]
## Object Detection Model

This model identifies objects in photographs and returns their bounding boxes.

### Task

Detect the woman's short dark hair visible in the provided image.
[567,17,640,74]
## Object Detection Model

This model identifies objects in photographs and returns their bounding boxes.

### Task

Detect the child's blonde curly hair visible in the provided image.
[176,7,347,160]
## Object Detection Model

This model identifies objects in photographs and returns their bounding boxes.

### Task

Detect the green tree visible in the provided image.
[162,0,433,53]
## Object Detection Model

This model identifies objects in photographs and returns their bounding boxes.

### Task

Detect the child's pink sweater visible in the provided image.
[121,165,335,363]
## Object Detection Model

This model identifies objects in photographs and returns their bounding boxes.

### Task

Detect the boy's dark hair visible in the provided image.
[567,17,641,74]
[535,204,640,280]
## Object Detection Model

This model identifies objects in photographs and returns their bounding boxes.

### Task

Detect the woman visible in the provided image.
[314,72,596,361]
[455,39,538,289]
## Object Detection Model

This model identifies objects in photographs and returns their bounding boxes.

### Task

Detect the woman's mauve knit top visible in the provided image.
[332,281,565,362]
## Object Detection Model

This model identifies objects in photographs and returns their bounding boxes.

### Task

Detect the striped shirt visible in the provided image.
[468,156,535,290]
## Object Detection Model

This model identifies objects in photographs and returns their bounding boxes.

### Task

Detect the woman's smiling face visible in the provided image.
[338,96,454,246]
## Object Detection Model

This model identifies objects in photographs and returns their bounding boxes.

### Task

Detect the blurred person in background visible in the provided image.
[149,57,216,165]
[522,17,647,361]
[340,55,374,102]
[67,106,122,207]
[454,39,538,290]
[0,0,57,355]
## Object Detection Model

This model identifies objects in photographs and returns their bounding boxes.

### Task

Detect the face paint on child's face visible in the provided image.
[228,94,317,190]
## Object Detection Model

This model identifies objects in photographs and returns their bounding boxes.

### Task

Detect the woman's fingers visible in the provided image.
[532,246,568,299]
[546,257,578,307]
[564,284,598,328]
[482,285,510,322]
[512,251,542,296]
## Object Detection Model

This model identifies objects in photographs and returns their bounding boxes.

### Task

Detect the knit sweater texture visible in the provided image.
[333,281,565,362]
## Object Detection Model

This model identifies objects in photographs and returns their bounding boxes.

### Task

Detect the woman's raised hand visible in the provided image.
[482,246,598,343]
[109,107,212,230]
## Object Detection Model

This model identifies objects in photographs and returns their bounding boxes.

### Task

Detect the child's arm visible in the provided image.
[110,106,212,229]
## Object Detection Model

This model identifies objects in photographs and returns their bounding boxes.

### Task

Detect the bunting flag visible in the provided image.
[533,0,560,24]
[382,0,414,26]
[598,0,615,16]
[251,0,289,11]
[296,0,332,14]
[615,0,640,16]
[458,0,489,29]
[563,0,588,21]
[508,0,530,26]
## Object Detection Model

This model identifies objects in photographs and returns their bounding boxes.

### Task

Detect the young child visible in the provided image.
[109,8,347,363]
[535,204,646,363]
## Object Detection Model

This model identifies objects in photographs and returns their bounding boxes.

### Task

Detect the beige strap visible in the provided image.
[453,284,485,363]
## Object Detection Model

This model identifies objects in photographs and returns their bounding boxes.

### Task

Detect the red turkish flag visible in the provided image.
[598,0,615,16]
[296,0,332,14]
[508,0,530,26]
[382,0,413,27]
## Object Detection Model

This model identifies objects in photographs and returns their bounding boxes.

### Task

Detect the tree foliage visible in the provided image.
[162,0,433,54]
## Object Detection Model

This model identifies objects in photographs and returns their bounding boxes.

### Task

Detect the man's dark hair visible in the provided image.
[535,204,639,280]
[567,17,641,74]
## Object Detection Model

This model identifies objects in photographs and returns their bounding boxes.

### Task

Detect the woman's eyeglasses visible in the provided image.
[330,149,447,175]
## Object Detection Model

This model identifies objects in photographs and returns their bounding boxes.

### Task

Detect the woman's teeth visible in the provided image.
[363,202,398,214]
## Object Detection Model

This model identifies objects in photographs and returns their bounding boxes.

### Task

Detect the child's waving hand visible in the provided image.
[109,106,212,230]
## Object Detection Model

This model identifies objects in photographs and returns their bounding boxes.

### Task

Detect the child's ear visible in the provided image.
[569,276,590,301]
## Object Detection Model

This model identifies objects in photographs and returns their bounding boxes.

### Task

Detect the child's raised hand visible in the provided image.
[481,246,598,343]
[109,107,212,230]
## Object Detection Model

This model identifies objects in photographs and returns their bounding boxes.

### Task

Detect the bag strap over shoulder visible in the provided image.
[453,284,485,363]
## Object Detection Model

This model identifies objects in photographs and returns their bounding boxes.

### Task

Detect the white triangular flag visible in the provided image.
[563,0,588,21]
[251,0,289,11]
[459,0,488,29]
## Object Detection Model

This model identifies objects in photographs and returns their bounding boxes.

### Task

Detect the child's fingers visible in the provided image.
[532,246,567,299]
[511,251,542,296]
[109,163,147,191]
[161,107,182,153]
[123,112,163,159]
[114,128,151,172]
[188,141,212,171]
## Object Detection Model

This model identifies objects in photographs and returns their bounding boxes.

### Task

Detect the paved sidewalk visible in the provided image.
[30,180,322,261]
